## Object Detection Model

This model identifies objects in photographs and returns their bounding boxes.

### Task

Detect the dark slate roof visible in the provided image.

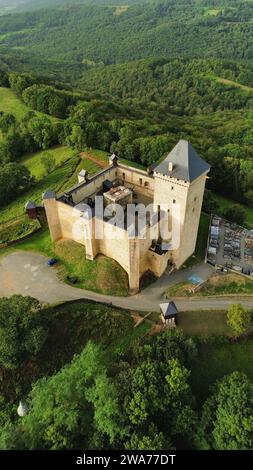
[160,302,178,318]
[154,140,210,183]
[109,153,118,162]
[79,169,88,177]
[42,190,56,200]
[148,162,158,171]
[25,201,36,210]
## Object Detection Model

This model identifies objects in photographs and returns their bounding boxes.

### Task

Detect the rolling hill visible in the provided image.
[0,0,252,82]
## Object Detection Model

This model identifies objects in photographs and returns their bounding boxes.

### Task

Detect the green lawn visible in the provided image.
[0,87,30,120]
[190,338,253,403]
[0,215,40,244]
[0,152,80,224]
[6,229,129,296]
[178,310,230,337]
[0,146,102,225]
[196,274,253,296]
[209,75,253,93]
[147,308,253,338]
[114,5,130,16]
[213,192,253,227]
[166,273,253,298]
[66,157,101,189]
[21,145,74,181]
[0,86,60,123]
[83,148,146,170]
[204,9,222,17]
[120,157,145,169]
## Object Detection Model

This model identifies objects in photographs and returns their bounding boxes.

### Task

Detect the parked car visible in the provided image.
[47,258,57,267]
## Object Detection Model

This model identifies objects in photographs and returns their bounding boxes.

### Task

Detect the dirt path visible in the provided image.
[80,151,107,169]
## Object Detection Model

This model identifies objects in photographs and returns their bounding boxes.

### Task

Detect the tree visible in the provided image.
[0,163,33,207]
[0,342,121,450]
[125,357,196,443]
[0,131,26,163]
[0,71,9,87]
[66,124,86,150]
[27,116,59,149]
[197,372,253,450]
[133,328,197,365]
[0,296,48,369]
[227,303,251,337]
[222,205,246,226]
[22,84,69,118]
[42,152,56,175]
[202,190,218,213]
[126,425,171,450]
[8,72,36,95]
[86,372,124,444]
[0,113,16,134]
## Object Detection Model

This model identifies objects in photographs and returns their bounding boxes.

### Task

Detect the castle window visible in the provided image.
[194,196,197,202]
[144,181,149,187]
[123,173,125,180]
[171,186,174,190]
[173,199,176,204]
[140,178,143,185]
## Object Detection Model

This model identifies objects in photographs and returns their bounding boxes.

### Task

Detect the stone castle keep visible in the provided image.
[33,140,210,294]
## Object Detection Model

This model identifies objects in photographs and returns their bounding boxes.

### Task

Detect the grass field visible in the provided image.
[0,215,40,244]
[21,145,74,181]
[82,148,145,170]
[212,192,253,227]
[0,152,80,224]
[114,5,129,16]
[211,75,253,93]
[178,310,230,337]
[6,229,129,296]
[0,145,101,225]
[190,338,253,403]
[0,86,60,123]
[0,87,30,120]
[146,309,231,336]
[204,8,223,17]
[166,272,253,298]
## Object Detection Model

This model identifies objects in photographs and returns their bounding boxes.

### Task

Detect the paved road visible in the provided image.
[0,251,252,312]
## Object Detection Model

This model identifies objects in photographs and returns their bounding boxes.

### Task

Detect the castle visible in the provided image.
[35,140,210,294]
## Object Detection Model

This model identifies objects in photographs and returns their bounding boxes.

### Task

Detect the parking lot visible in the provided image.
[206,215,253,275]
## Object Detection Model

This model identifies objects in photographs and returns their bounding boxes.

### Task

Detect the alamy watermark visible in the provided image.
[71,196,181,251]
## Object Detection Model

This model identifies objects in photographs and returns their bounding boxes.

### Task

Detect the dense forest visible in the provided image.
[0,1,252,210]
[0,296,252,451]
[1,60,253,208]
[0,0,253,79]
[0,0,253,453]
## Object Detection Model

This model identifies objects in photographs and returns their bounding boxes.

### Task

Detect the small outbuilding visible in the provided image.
[109,153,119,166]
[160,301,178,328]
[25,201,37,220]
[78,169,88,183]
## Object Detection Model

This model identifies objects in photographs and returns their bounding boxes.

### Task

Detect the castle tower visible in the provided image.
[42,190,62,242]
[153,140,210,267]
